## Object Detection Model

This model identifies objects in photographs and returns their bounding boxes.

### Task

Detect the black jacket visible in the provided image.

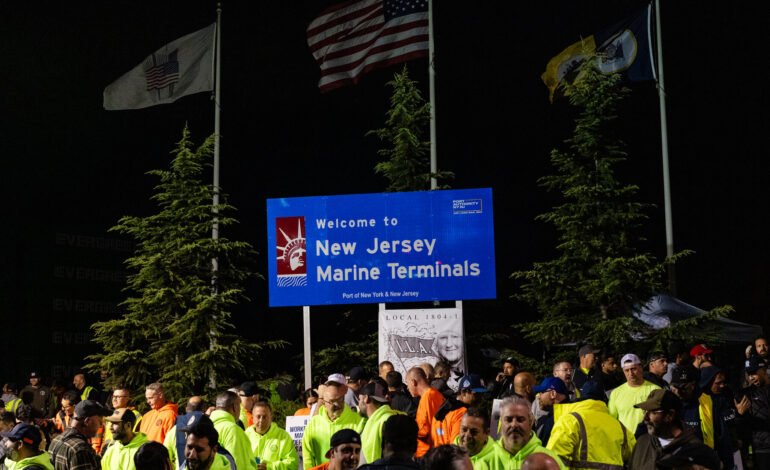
[737,383,770,452]
[629,428,720,470]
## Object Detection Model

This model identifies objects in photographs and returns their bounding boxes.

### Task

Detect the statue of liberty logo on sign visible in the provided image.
[276,216,307,287]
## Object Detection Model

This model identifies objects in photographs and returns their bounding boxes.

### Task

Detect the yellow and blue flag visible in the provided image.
[542,4,655,102]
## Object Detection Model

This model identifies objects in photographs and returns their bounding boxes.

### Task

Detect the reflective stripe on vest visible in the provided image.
[565,412,625,470]
[80,386,94,402]
[5,398,21,414]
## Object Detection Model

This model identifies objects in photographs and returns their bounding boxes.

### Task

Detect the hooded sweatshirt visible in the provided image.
[9,452,55,470]
[140,402,179,444]
[245,422,298,470]
[210,409,258,470]
[101,432,149,470]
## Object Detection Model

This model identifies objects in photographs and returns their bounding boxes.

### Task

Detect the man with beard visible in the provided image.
[181,415,233,470]
[101,408,149,470]
[629,389,720,470]
[596,352,622,392]
[0,423,53,470]
[490,397,564,468]
[359,381,400,464]
[669,365,715,448]
[245,401,298,470]
[547,380,633,468]
[103,388,143,449]
[302,378,365,468]
[736,355,770,469]
[532,377,569,446]
[454,408,496,468]
[309,429,361,470]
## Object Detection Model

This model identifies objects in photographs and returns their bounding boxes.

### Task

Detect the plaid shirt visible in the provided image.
[48,428,100,470]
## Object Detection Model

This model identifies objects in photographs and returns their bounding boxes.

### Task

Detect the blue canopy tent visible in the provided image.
[633,294,762,343]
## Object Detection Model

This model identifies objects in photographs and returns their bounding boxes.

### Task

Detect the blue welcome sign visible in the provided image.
[266,188,496,307]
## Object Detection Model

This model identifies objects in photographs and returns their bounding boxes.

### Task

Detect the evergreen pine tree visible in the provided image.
[87,127,267,398]
[513,57,728,352]
[369,66,452,191]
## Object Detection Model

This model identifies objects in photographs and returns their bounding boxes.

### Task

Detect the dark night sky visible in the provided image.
[1,1,768,380]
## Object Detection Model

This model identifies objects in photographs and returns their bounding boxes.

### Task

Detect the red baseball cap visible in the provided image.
[690,343,713,357]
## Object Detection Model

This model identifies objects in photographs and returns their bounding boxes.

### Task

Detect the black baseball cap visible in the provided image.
[347,367,367,381]
[670,366,698,386]
[360,382,388,403]
[74,400,112,419]
[240,381,261,397]
[325,429,361,457]
[647,351,667,363]
[746,356,768,373]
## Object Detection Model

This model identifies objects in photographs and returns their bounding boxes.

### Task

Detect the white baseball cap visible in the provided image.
[621,353,641,367]
[326,373,346,385]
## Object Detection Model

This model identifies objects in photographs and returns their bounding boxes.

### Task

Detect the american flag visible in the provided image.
[144,50,180,91]
[307,0,429,92]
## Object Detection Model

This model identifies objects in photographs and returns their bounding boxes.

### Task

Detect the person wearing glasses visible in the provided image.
[532,362,578,422]
[302,374,365,469]
[52,390,80,435]
[103,388,143,450]
[552,362,578,402]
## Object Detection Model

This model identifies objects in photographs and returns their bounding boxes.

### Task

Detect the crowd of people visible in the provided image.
[2,336,770,470]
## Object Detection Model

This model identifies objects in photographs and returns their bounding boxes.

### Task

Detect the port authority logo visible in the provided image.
[596,29,639,74]
[276,216,307,287]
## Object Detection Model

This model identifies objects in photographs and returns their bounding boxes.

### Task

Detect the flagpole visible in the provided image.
[213,4,222,242]
[654,0,675,294]
[428,0,437,191]
[209,3,223,391]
